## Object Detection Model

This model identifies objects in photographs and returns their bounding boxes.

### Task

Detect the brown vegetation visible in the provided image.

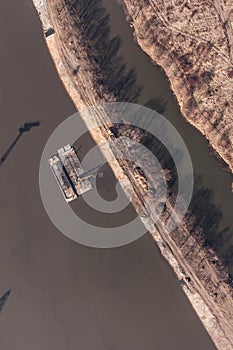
[120,0,233,175]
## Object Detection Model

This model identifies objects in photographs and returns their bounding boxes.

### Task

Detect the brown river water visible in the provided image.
[0,0,221,348]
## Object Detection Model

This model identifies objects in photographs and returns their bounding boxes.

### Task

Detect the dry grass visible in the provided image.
[122,0,233,175]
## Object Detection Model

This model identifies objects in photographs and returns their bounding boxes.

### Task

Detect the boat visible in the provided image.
[48,144,93,202]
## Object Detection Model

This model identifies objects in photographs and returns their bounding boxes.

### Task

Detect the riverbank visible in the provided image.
[120,0,233,180]
[32,1,233,349]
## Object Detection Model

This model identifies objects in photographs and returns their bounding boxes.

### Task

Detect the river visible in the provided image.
[103,0,233,273]
[0,0,217,349]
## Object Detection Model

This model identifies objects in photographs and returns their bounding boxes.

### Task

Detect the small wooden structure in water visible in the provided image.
[48,144,93,202]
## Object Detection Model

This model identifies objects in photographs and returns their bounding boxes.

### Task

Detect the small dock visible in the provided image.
[48,144,92,202]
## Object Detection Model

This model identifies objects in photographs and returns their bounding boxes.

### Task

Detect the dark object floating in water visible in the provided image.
[0,290,11,315]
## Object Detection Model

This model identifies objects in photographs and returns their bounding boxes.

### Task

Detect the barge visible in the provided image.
[48,144,92,202]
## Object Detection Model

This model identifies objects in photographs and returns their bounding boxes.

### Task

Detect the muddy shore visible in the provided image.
[32,1,233,349]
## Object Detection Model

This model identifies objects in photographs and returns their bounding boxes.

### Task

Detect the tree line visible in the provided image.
[66,0,142,102]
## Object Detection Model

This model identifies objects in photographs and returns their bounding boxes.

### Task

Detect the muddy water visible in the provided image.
[102,0,233,265]
[0,0,215,349]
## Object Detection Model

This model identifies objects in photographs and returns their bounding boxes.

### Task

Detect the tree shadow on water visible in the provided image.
[66,0,142,102]
[187,174,233,276]
[0,122,40,168]
[0,290,11,316]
